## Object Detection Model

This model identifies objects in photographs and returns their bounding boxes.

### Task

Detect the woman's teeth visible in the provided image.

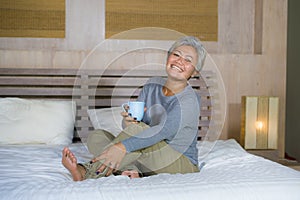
[171,65,183,72]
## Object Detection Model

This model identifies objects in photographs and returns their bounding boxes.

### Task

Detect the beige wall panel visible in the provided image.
[105,0,218,41]
[0,0,65,38]
[244,97,258,149]
[256,97,269,149]
[218,0,255,54]
[268,97,279,149]
[0,0,104,51]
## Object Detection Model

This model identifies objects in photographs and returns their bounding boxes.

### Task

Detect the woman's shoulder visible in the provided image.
[178,85,201,103]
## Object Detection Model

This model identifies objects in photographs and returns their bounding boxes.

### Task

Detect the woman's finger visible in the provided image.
[97,160,110,173]
[105,166,114,176]
[121,111,130,117]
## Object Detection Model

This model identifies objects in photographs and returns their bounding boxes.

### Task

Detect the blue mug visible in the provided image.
[122,101,145,121]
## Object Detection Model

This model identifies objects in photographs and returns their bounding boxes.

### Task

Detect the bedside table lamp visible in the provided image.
[240,96,279,149]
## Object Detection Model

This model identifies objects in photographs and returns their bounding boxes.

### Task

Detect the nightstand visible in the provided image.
[247,150,300,171]
[277,160,300,171]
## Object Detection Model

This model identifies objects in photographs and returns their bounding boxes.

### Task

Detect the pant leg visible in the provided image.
[136,140,199,176]
[114,123,199,175]
[82,124,149,179]
[112,122,150,143]
[87,129,115,157]
[80,129,114,179]
[113,123,149,171]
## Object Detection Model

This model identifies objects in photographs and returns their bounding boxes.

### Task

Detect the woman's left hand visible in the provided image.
[92,142,126,176]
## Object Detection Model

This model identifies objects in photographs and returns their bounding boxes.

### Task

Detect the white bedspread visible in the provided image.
[0,139,300,200]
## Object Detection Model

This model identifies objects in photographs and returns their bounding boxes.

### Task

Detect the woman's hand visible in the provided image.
[121,105,139,128]
[92,142,126,176]
[121,105,147,128]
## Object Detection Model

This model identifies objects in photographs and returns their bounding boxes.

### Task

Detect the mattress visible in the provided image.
[0,139,300,200]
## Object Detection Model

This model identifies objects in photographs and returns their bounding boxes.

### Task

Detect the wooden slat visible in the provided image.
[75,120,92,128]
[0,77,76,86]
[199,120,211,127]
[0,68,79,75]
[200,109,212,117]
[72,88,141,97]
[85,77,148,87]
[0,87,74,96]
[80,69,166,77]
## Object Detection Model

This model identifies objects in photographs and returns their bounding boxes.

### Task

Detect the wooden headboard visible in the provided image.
[0,68,212,142]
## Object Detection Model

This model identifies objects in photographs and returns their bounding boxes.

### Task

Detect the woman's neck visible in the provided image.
[163,80,187,96]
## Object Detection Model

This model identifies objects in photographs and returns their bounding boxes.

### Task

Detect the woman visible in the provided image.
[62,36,206,181]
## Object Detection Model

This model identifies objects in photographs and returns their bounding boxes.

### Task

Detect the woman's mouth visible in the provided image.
[171,65,183,72]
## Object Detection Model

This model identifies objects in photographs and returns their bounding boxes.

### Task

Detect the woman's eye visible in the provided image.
[172,53,180,57]
[185,58,192,63]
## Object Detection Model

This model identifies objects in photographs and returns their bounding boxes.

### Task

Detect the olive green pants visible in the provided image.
[81,123,199,179]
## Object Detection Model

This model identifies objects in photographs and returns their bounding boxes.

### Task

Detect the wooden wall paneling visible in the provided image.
[0,0,65,38]
[105,0,218,41]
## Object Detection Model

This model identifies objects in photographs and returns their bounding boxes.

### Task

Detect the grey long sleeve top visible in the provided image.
[121,77,201,165]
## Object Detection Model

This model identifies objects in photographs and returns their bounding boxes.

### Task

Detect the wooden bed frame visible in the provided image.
[0,68,212,142]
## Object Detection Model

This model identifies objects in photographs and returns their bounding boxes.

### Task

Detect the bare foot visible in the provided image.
[62,147,84,181]
[121,170,140,179]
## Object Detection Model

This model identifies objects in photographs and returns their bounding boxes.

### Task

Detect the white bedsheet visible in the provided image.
[0,139,300,200]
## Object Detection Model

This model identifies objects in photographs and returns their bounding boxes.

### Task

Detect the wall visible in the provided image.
[0,0,288,157]
[286,0,300,161]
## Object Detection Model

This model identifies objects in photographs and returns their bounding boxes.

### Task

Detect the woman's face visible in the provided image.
[166,45,198,81]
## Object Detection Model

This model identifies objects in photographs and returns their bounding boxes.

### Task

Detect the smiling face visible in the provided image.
[166,45,198,82]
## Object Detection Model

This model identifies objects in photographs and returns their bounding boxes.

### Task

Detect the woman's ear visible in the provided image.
[191,70,199,77]
[188,70,199,80]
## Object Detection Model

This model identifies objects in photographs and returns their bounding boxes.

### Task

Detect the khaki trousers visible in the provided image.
[81,123,199,179]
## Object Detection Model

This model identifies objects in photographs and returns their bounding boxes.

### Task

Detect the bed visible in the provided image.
[0,68,300,200]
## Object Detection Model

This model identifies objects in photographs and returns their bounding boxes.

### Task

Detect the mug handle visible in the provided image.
[121,103,129,112]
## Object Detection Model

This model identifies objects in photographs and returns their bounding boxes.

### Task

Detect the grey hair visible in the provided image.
[167,36,206,71]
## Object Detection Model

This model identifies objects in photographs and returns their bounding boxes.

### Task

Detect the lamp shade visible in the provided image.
[240,96,279,149]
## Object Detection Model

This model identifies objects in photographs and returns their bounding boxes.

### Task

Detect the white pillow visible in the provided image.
[87,107,123,136]
[0,98,76,145]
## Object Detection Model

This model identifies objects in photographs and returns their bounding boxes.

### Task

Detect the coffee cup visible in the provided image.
[122,101,145,121]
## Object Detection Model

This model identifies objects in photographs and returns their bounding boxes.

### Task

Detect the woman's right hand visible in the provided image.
[121,105,139,128]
